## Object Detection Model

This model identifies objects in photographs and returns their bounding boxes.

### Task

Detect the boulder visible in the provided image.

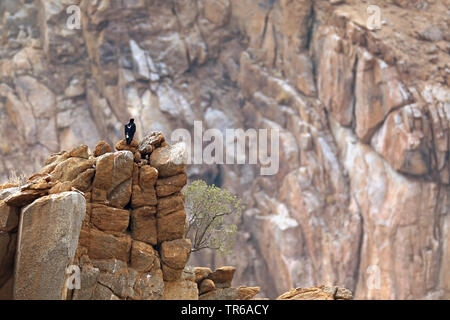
[91,204,130,233]
[88,228,132,262]
[131,165,158,208]
[51,157,96,182]
[155,173,187,197]
[157,209,186,243]
[157,193,185,216]
[133,268,164,300]
[14,192,86,300]
[199,279,215,294]
[94,141,112,157]
[0,232,17,289]
[138,131,165,156]
[199,286,260,300]
[194,267,212,284]
[115,139,139,153]
[0,201,19,232]
[130,207,157,245]
[207,266,236,288]
[149,143,187,177]
[4,190,43,207]
[92,151,134,208]
[92,283,121,300]
[68,145,90,159]
[277,286,353,300]
[163,279,198,300]
[160,239,191,281]
[72,265,100,300]
[160,239,191,270]
[130,240,160,273]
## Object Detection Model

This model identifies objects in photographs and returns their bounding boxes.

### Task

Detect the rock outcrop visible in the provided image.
[0,134,262,300]
[0,0,448,299]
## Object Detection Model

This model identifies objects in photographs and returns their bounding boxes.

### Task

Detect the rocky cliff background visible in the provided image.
[0,0,448,299]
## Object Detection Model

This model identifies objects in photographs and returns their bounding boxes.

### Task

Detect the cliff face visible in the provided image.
[0,0,448,299]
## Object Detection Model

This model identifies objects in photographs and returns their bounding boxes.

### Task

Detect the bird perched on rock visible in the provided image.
[125,119,136,145]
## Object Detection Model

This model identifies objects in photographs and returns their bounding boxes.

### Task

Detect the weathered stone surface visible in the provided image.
[91,204,130,233]
[149,143,187,178]
[199,279,215,294]
[157,209,186,243]
[138,132,165,156]
[208,266,236,288]
[0,201,19,232]
[94,141,112,157]
[0,232,16,289]
[68,145,90,159]
[72,265,100,300]
[115,139,139,153]
[130,240,160,273]
[163,279,198,300]
[133,269,165,300]
[14,192,86,300]
[156,173,187,197]
[92,151,134,208]
[277,286,353,300]
[130,207,157,245]
[51,157,95,183]
[92,283,120,300]
[157,193,185,216]
[199,286,260,300]
[88,228,131,262]
[160,239,191,270]
[194,267,213,284]
[4,190,42,207]
[131,165,158,208]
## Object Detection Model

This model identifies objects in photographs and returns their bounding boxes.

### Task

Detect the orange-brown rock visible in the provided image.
[91,204,130,233]
[277,286,353,300]
[0,200,19,232]
[157,193,185,216]
[88,228,132,261]
[130,240,160,273]
[199,279,215,294]
[138,131,165,156]
[115,139,139,153]
[68,144,90,159]
[92,151,133,208]
[156,173,187,197]
[130,206,157,245]
[51,157,96,183]
[14,192,86,300]
[199,286,260,300]
[149,143,187,178]
[4,190,42,207]
[160,239,191,270]
[131,165,158,208]
[194,267,213,284]
[156,209,186,243]
[208,266,236,288]
[94,141,112,157]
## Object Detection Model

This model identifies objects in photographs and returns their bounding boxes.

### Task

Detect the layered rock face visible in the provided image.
[0,0,448,299]
[0,135,261,300]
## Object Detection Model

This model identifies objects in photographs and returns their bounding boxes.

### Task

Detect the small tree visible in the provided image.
[183,180,244,256]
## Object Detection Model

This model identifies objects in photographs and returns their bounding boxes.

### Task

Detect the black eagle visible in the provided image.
[124,119,136,145]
